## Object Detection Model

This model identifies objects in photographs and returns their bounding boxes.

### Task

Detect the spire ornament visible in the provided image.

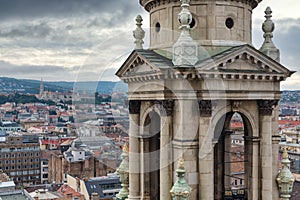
[170,157,192,200]
[172,0,198,67]
[276,148,295,200]
[259,7,280,62]
[133,15,145,50]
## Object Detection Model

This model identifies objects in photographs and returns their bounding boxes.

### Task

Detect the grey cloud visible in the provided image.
[0,61,79,80]
[0,0,141,20]
[0,22,52,39]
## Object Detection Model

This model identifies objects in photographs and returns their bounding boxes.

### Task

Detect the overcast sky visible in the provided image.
[0,0,298,90]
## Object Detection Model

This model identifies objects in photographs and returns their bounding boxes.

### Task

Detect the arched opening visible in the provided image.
[143,110,161,200]
[214,112,251,200]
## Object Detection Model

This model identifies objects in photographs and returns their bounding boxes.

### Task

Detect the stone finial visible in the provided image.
[116,143,129,200]
[133,15,145,50]
[259,7,280,62]
[122,142,129,153]
[276,147,295,200]
[172,0,198,67]
[170,157,192,200]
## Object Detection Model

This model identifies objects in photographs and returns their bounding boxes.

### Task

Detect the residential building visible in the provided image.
[0,133,41,186]
[67,174,120,200]
[48,139,100,183]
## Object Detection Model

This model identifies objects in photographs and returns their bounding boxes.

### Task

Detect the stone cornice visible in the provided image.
[140,0,260,12]
[121,70,286,83]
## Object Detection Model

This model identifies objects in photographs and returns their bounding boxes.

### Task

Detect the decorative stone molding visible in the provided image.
[129,100,141,114]
[172,0,198,67]
[257,100,278,116]
[140,0,260,12]
[155,99,174,116]
[198,100,212,117]
[259,7,280,62]
[231,101,242,112]
[133,15,145,50]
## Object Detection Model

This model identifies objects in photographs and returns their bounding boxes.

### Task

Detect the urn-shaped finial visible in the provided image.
[276,148,295,200]
[170,157,192,200]
[259,7,280,62]
[172,0,198,67]
[116,143,129,200]
[133,15,145,50]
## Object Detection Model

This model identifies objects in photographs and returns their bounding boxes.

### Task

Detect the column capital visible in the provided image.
[257,100,278,116]
[129,100,141,114]
[155,99,174,116]
[198,100,212,117]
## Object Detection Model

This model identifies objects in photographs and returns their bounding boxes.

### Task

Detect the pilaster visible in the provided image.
[198,100,214,200]
[257,100,278,200]
[128,100,141,200]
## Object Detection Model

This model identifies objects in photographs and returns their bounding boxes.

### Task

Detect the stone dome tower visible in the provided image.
[140,0,262,50]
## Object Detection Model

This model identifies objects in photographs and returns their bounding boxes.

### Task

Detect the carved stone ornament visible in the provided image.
[133,15,145,50]
[257,100,278,116]
[172,0,198,67]
[198,100,212,117]
[231,101,242,112]
[155,99,174,116]
[129,100,141,114]
[259,7,280,62]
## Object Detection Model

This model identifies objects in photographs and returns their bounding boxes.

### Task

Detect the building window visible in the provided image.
[155,22,161,33]
[225,17,234,29]
[190,18,196,29]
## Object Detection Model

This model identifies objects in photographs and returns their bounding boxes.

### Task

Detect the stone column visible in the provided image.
[258,100,277,200]
[244,136,260,200]
[157,100,174,200]
[272,135,281,200]
[272,105,280,200]
[140,137,150,200]
[173,99,199,199]
[128,100,141,200]
[198,100,214,200]
[224,131,232,189]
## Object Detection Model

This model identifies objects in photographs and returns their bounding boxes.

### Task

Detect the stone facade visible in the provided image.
[116,0,294,199]
[140,0,261,50]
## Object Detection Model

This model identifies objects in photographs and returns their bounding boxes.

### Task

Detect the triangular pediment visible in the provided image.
[116,49,173,78]
[196,45,294,77]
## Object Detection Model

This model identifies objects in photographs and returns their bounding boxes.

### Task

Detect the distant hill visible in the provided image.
[0,77,128,94]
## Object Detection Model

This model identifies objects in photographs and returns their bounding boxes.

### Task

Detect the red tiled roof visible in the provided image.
[57,184,83,197]
[279,120,300,126]
[230,122,244,129]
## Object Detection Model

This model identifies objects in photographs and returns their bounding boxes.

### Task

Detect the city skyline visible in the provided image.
[0,0,298,90]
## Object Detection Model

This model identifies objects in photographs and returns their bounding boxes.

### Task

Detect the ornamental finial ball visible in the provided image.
[265,6,272,15]
[122,143,129,153]
[136,15,143,24]
[282,147,289,160]
[178,157,185,169]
